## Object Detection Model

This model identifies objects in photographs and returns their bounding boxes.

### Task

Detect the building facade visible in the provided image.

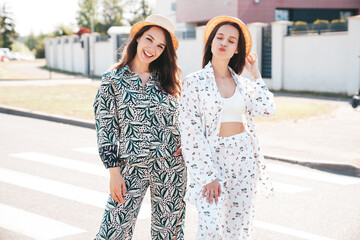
[176,0,360,24]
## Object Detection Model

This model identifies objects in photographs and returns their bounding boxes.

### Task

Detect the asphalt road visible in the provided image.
[0,113,359,240]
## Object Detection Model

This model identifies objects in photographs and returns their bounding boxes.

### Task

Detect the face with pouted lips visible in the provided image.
[135,26,166,65]
[211,24,239,60]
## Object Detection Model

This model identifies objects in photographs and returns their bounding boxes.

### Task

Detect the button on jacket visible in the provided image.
[94,66,181,168]
[179,62,275,202]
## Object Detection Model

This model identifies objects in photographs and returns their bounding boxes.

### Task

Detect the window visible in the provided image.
[275,9,289,21]
[171,2,176,11]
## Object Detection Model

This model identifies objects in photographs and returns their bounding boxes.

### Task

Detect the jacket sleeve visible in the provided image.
[93,71,120,169]
[244,77,275,117]
[179,73,221,186]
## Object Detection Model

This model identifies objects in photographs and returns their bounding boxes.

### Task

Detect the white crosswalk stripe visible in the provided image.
[272,181,311,193]
[0,167,152,220]
[0,203,85,240]
[11,152,312,194]
[267,163,360,185]
[0,168,109,208]
[254,220,336,240]
[75,147,360,185]
[3,150,350,240]
[9,152,107,177]
[73,147,98,155]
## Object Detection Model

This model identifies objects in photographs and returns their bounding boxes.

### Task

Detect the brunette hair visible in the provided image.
[202,21,246,74]
[114,25,181,97]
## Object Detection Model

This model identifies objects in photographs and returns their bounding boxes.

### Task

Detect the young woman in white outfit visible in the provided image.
[179,16,275,239]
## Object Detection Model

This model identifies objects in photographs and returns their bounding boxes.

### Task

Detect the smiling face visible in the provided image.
[135,26,166,65]
[211,24,239,61]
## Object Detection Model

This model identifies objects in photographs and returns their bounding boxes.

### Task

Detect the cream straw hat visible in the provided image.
[130,14,179,50]
[203,16,252,56]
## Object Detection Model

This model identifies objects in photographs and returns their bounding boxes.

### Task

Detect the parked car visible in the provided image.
[351,90,360,108]
[0,48,11,62]
[0,48,35,61]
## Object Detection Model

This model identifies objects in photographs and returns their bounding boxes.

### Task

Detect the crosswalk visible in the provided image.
[1,147,359,240]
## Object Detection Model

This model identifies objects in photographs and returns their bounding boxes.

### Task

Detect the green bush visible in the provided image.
[313,19,329,31]
[292,21,309,32]
[330,19,347,31]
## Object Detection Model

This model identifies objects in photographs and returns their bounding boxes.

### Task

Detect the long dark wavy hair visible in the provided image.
[114,25,181,97]
[202,21,246,74]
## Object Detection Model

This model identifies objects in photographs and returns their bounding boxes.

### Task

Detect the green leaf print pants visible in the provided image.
[95,155,187,240]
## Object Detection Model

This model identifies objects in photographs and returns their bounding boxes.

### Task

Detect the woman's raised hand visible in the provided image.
[245,52,261,80]
[202,179,221,204]
[109,167,127,204]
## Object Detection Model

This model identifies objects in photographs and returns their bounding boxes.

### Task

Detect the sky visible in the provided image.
[0,0,156,37]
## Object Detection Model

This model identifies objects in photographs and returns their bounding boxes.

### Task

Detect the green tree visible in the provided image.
[34,37,45,58]
[76,0,99,31]
[52,25,74,37]
[0,4,18,49]
[23,33,48,58]
[101,0,123,31]
[127,0,152,25]
[24,32,38,51]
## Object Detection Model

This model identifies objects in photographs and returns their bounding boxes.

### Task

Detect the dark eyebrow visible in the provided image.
[146,34,166,47]
[216,32,238,40]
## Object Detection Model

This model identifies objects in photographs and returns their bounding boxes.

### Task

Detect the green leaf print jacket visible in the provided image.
[94,66,181,168]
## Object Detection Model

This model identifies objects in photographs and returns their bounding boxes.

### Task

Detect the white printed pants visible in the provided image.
[195,131,259,240]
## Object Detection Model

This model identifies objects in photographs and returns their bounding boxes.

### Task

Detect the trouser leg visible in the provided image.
[149,155,187,240]
[213,132,258,240]
[221,141,258,239]
[95,162,150,240]
[195,192,225,240]
[221,178,257,240]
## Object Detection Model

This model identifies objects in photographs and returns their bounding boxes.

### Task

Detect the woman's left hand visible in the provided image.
[245,52,261,80]
[174,147,182,157]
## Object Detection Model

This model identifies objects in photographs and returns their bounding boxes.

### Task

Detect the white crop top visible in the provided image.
[220,89,245,123]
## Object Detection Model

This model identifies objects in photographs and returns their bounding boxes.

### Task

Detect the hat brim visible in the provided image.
[203,16,252,57]
[130,22,179,50]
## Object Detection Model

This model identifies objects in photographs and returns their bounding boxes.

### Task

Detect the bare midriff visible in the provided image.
[219,122,245,137]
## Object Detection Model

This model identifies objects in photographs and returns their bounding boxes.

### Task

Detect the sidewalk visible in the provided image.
[0,59,88,80]
[0,90,359,177]
[256,94,360,176]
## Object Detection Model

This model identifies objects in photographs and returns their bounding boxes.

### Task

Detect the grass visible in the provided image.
[274,89,350,99]
[0,83,336,121]
[256,100,335,122]
[0,83,100,120]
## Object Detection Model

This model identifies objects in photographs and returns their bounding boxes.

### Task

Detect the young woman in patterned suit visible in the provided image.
[94,15,186,240]
[179,16,275,239]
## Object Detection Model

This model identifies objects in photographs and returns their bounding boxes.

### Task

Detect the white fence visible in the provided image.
[45,15,360,95]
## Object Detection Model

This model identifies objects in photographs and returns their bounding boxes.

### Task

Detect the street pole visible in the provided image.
[91,14,95,82]
[49,66,52,79]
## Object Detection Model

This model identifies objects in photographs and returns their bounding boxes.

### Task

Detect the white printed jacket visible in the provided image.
[179,62,275,203]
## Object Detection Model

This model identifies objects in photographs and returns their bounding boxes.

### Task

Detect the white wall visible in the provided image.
[72,42,86,74]
[283,33,349,93]
[94,40,114,76]
[177,26,204,77]
[270,16,360,95]
[45,15,360,95]
[63,38,73,72]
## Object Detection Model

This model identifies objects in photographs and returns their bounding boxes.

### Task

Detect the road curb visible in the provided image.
[0,105,95,129]
[1,105,359,178]
[265,155,360,178]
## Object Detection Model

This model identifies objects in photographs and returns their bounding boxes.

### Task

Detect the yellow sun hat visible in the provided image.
[130,14,179,50]
[203,16,252,56]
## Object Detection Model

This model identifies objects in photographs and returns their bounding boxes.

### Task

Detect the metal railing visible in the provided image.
[96,35,110,42]
[175,31,196,39]
[287,21,348,36]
